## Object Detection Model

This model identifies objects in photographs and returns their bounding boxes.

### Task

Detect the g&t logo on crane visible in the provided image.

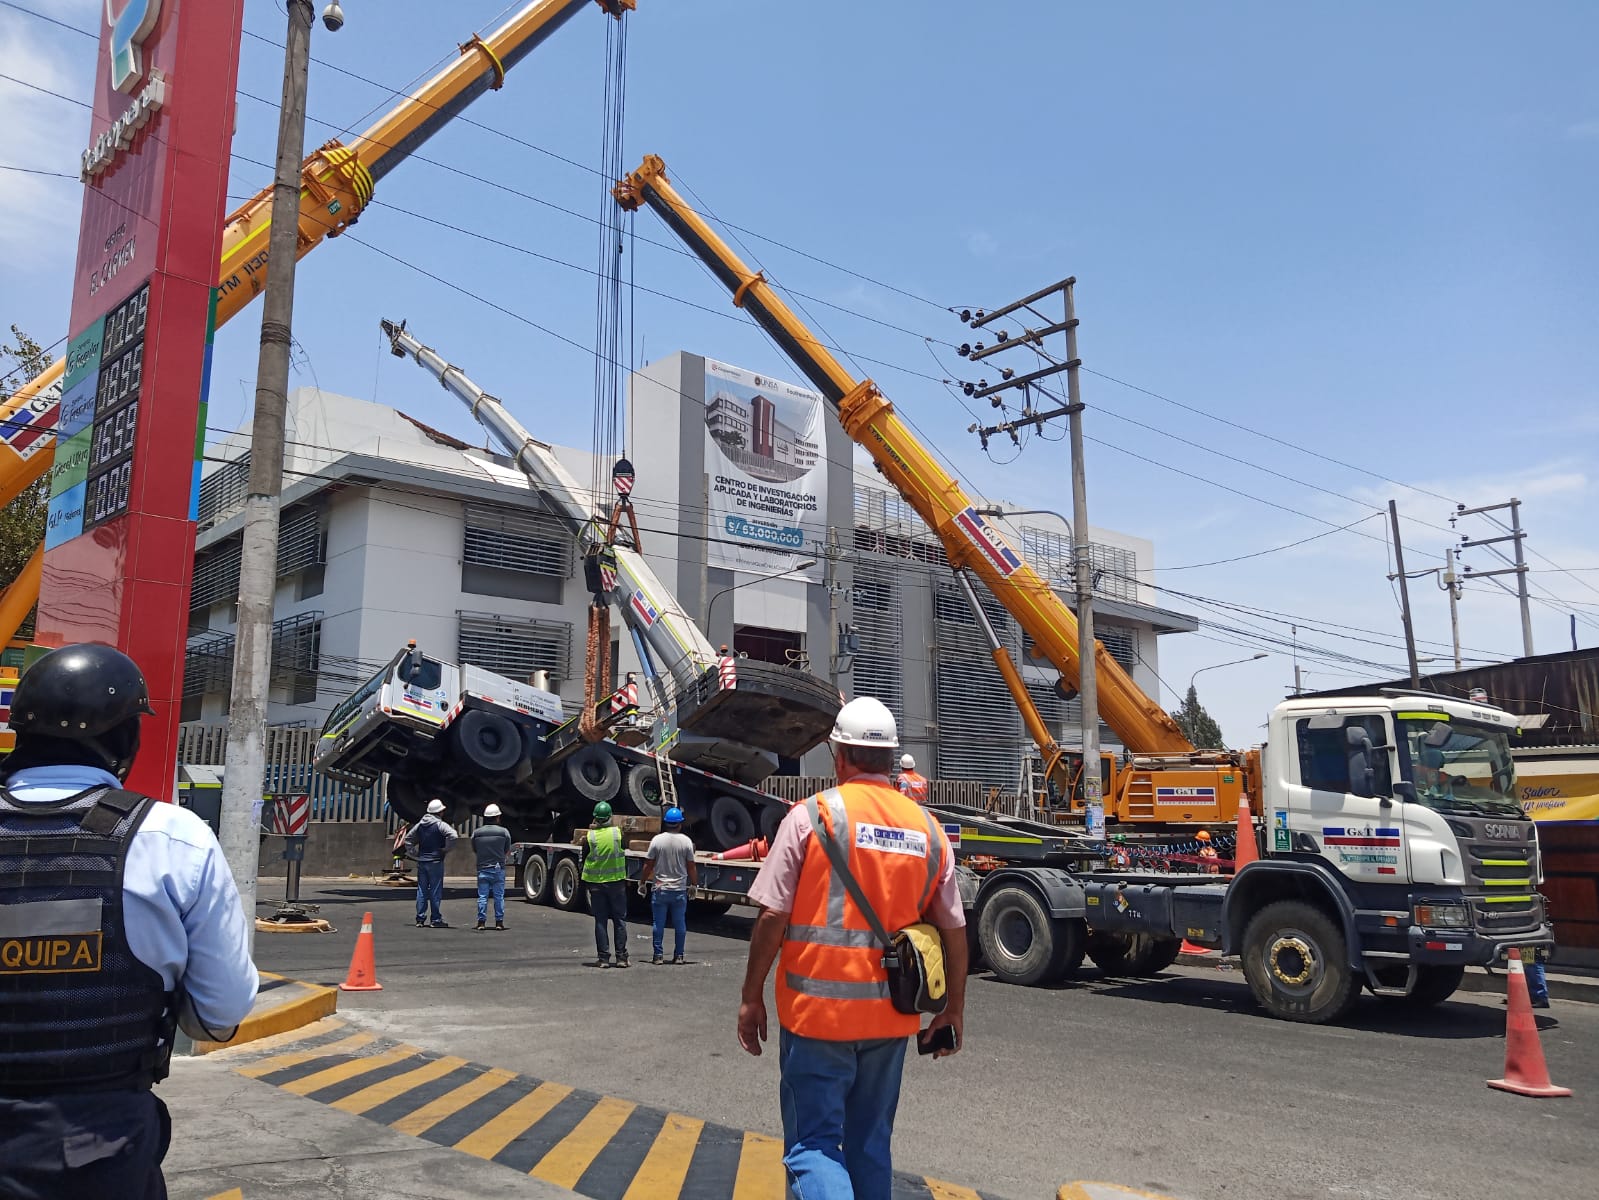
[83,0,168,180]
[108,0,162,93]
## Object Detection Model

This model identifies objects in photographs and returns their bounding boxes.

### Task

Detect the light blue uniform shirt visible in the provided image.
[2,765,259,1030]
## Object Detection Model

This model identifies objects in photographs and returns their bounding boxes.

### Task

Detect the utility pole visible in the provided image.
[1291,624,1303,694]
[1456,497,1534,658]
[1388,500,1421,688]
[217,0,321,954]
[965,278,1100,821]
[1441,548,1463,670]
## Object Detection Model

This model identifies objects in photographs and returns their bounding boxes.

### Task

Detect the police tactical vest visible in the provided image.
[0,786,176,1095]
[582,826,626,884]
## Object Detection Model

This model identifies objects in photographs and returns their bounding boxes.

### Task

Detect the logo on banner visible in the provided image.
[108,0,163,93]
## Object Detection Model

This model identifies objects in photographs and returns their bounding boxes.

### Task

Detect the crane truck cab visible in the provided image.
[1227,689,1552,1020]
[315,642,564,804]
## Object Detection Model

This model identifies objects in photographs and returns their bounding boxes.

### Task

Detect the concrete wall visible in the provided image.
[257,821,479,879]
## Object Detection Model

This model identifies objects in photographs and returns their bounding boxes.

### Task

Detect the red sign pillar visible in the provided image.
[36,0,246,798]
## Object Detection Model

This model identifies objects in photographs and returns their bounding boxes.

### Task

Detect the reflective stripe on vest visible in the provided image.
[0,786,175,1096]
[776,782,947,1041]
[897,772,929,804]
[582,826,626,883]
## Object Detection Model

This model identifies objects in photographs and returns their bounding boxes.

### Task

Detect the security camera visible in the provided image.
[321,2,344,32]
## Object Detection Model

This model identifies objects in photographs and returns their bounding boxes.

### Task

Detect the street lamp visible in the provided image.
[706,559,817,635]
[1190,653,1267,693]
[974,505,1071,540]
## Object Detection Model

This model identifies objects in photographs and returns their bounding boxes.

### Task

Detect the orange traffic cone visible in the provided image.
[338,911,383,992]
[714,837,769,862]
[1180,940,1216,958]
[1488,950,1570,1098]
[1233,797,1259,869]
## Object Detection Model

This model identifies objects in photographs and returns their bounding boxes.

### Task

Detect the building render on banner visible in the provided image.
[184,352,1195,789]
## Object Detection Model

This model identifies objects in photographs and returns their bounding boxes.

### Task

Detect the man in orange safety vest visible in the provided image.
[739,696,966,1198]
[895,753,929,804]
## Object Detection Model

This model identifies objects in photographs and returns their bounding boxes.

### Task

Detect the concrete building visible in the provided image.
[184,352,1196,790]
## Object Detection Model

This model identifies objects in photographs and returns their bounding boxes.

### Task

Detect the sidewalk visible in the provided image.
[163,1041,583,1200]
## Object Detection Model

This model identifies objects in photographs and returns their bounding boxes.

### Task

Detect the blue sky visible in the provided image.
[3,0,1596,743]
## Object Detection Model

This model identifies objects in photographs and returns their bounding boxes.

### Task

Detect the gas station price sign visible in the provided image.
[45,279,150,547]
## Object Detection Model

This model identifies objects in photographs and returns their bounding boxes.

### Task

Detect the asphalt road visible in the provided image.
[254,879,1599,1200]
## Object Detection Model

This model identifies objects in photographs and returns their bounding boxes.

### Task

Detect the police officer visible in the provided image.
[0,644,258,1198]
[739,696,967,1197]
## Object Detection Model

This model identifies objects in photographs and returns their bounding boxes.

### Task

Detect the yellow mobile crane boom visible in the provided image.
[0,0,633,641]
[616,155,1243,823]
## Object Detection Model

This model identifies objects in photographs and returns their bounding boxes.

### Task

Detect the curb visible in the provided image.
[1175,954,1599,1004]
[192,971,339,1054]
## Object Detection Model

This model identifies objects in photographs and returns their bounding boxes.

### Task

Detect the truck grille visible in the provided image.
[1471,895,1544,937]
[1449,819,1545,938]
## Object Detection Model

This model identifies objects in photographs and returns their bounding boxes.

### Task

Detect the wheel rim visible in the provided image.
[995,908,1036,962]
[1266,929,1321,991]
[525,858,547,900]
[554,862,576,905]
[640,774,661,805]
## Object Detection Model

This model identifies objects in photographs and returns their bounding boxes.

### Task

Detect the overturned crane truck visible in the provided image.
[613,154,1555,1021]
[314,321,842,850]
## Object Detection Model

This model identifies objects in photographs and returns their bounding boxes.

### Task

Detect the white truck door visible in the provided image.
[1283,711,1407,884]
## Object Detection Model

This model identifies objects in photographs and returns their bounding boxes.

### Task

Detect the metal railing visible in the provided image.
[177,724,386,821]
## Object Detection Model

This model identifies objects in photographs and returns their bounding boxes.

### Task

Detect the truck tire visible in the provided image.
[706,795,757,851]
[567,745,621,804]
[453,709,523,774]
[1399,964,1466,1008]
[759,802,785,844]
[978,884,1073,987]
[550,855,585,912]
[1241,900,1360,1024]
[623,765,664,818]
[522,855,551,905]
[1138,937,1183,976]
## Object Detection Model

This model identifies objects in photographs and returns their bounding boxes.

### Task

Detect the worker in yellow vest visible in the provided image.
[581,802,630,968]
[739,696,966,1197]
[895,753,929,804]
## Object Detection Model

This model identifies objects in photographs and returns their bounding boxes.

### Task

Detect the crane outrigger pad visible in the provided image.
[673,661,841,764]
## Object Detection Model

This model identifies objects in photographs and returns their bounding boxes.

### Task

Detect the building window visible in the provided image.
[848,559,904,724]
[1097,625,1138,672]
[933,576,1023,789]
[198,452,250,528]
[458,611,572,686]
[182,611,323,708]
[190,503,326,611]
[462,503,571,604]
[1020,527,1140,602]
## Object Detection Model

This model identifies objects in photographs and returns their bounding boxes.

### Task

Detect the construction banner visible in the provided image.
[703,359,826,584]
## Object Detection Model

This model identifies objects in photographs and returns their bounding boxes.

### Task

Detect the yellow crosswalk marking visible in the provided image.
[204,1190,242,1200]
[329,1055,469,1115]
[621,1113,704,1200]
[215,1016,345,1058]
[280,1044,420,1096]
[928,1179,984,1199]
[454,1081,572,1160]
[531,1094,637,1188]
[731,1130,785,1200]
[388,1067,519,1137]
[235,1032,375,1079]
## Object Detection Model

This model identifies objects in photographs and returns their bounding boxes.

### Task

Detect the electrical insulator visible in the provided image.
[1001,367,1014,380]
[997,330,1009,342]
[959,309,972,323]
[963,382,975,396]
[958,343,971,357]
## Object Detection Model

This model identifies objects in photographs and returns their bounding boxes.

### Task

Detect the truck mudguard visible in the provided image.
[1220,858,1363,964]
[979,867,1086,920]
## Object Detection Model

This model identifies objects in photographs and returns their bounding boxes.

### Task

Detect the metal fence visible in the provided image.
[762,775,1037,816]
[177,724,386,821]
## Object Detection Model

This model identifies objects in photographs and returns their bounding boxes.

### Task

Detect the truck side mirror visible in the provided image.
[398,651,418,683]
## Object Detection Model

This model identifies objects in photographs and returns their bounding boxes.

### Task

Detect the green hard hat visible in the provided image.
[592,801,613,824]
[1111,834,1127,843]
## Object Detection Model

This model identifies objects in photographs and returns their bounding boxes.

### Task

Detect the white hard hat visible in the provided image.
[829,696,898,748]
[900,754,916,771]
[483,803,502,819]
[427,799,445,815]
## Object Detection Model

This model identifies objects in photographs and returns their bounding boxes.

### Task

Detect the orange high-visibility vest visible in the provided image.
[776,781,950,1041]
[896,771,929,804]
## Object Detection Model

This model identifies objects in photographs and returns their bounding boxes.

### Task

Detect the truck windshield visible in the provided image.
[1397,717,1520,817]
[401,655,444,691]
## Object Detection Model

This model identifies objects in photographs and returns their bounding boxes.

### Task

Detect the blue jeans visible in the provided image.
[415,860,444,924]
[1526,960,1549,1003]
[651,889,688,959]
[778,1029,907,1200]
[477,865,505,924]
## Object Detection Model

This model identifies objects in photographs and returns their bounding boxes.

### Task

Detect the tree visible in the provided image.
[1170,684,1225,749]
[0,325,50,597]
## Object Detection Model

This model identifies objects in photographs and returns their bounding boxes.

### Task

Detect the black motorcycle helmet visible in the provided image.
[5,644,156,780]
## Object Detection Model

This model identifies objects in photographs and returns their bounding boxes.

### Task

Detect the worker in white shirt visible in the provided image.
[0,644,259,1198]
